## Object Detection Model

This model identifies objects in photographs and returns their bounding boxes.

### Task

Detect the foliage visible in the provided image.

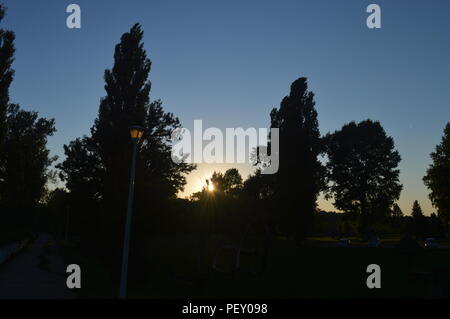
[269,77,324,242]
[0,4,15,195]
[391,204,403,218]
[57,136,103,201]
[325,120,402,235]
[411,200,426,239]
[210,168,243,196]
[423,122,450,222]
[1,104,56,230]
[411,200,423,218]
[242,169,274,201]
[57,24,195,275]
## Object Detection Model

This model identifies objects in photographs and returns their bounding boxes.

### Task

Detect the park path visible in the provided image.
[0,233,77,299]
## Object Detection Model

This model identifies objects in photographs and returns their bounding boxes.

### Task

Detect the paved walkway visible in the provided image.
[0,234,77,299]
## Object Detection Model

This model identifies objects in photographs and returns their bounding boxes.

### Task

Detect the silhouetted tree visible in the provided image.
[210,168,243,196]
[390,203,404,231]
[0,4,15,199]
[392,203,403,218]
[411,200,424,219]
[58,24,195,273]
[2,104,56,231]
[57,136,103,201]
[45,188,69,236]
[423,122,450,226]
[242,170,275,233]
[269,77,324,243]
[325,120,402,236]
[242,169,273,201]
[411,200,426,238]
[56,136,103,254]
[428,213,443,237]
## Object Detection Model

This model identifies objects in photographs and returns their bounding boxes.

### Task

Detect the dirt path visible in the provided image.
[0,233,77,299]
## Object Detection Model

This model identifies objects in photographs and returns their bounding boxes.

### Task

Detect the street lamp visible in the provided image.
[119,125,144,299]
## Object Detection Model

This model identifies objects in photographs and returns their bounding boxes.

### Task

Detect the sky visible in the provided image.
[2,0,450,215]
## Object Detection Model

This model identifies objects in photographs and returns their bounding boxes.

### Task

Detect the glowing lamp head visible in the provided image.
[129,125,144,142]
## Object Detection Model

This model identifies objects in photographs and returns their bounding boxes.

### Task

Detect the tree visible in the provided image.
[57,136,103,201]
[423,122,450,224]
[0,5,56,238]
[2,104,57,230]
[411,200,426,238]
[210,168,243,196]
[242,169,273,201]
[428,212,444,237]
[269,77,324,243]
[411,200,423,218]
[45,188,70,236]
[392,203,404,218]
[390,203,404,231]
[58,24,195,270]
[325,120,402,236]
[56,136,103,254]
[0,4,15,194]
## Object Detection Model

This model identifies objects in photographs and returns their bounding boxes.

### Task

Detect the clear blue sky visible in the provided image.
[2,0,450,215]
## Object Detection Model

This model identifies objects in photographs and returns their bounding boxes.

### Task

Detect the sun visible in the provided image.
[207,183,215,192]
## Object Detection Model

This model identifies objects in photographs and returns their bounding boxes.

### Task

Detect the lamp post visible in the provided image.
[119,125,144,299]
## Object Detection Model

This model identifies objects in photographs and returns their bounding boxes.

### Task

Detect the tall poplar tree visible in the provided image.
[59,24,195,268]
[270,77,324,243]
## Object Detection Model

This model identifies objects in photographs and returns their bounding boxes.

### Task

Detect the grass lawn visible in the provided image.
[58,234,450,298]
[128,234,450,299]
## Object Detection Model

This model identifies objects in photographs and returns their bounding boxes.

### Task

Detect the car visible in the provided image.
[424,238,439,249]
[368,237,381,248]
[337,238,351,247]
